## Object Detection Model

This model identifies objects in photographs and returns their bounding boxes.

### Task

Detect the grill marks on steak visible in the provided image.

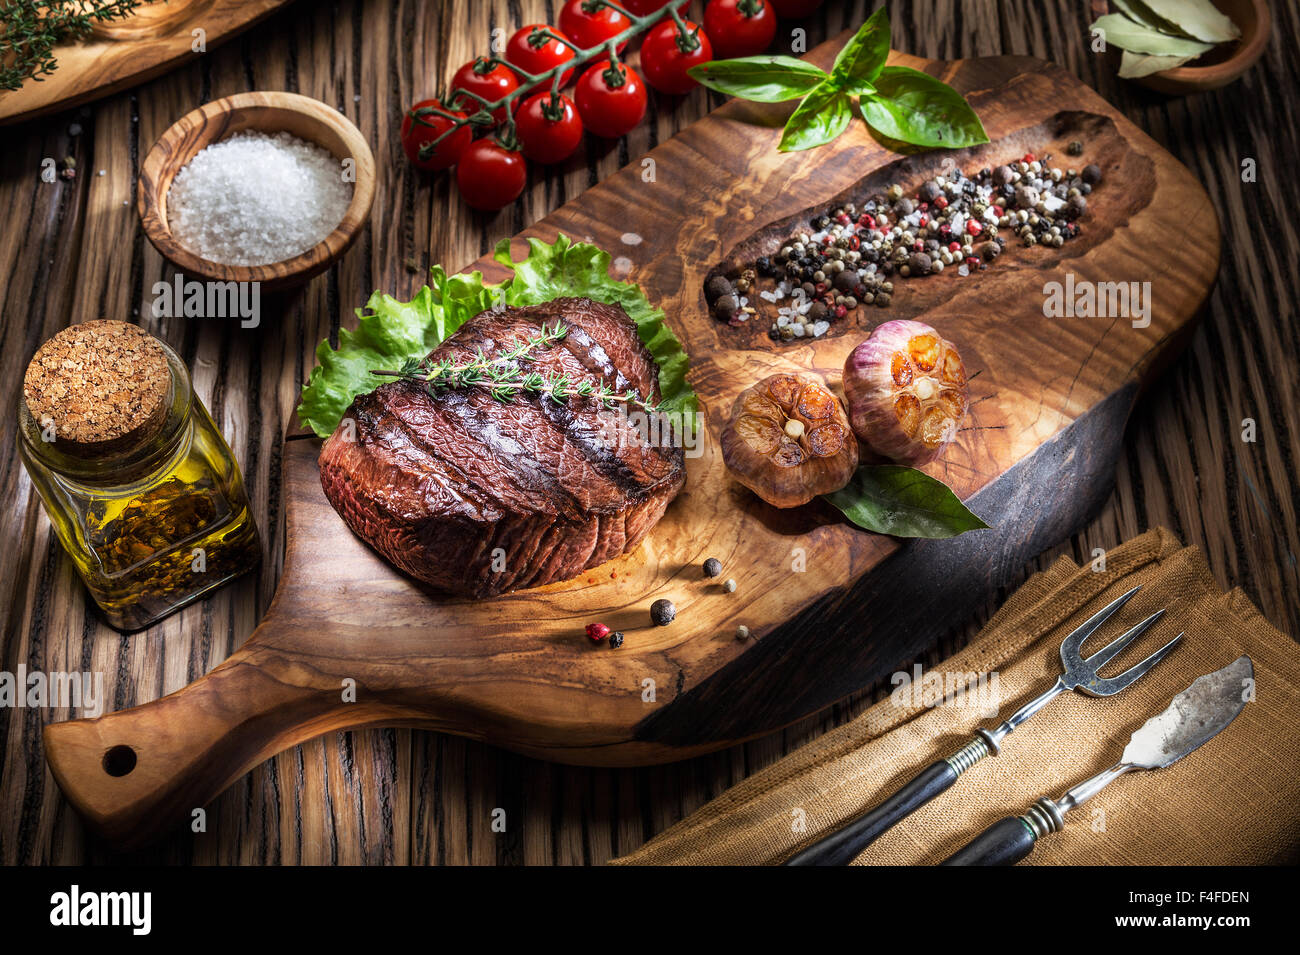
[319,298,686,597]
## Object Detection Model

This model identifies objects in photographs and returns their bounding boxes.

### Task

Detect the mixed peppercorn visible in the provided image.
[706,148,1102,342]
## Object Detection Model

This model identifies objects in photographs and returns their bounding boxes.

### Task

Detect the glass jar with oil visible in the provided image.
[19,320,260,631]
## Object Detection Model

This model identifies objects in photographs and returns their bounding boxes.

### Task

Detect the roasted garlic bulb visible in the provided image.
[843,319,969,465]
[722,373,858,508]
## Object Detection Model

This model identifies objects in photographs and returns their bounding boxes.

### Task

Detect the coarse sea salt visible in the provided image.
[167,130,352,266]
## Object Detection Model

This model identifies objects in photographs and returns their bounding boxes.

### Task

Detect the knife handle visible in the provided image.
[784,736,991,866]
[940,816,1039,866]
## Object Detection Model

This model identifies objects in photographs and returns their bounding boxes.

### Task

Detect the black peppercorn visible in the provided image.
[650,599,676,626]
[1067,140,1083,156]
[832,270,858,293]
[755,255,773,276]
[608,631,625,649]
[703,557,721,577]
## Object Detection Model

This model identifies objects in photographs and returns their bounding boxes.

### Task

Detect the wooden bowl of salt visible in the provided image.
[138,91,376,292]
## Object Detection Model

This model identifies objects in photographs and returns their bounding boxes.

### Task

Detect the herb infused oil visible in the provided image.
[19,321,260,630]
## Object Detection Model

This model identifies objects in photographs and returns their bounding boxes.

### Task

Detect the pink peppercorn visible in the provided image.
[934,196,948,209]
[586,623,611,642]
[966,220,983,236]
[948,241,961,253]
[834,305,847,319]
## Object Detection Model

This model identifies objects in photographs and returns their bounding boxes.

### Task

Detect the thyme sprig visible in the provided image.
[370,320,662,414]
[1,0,143,91]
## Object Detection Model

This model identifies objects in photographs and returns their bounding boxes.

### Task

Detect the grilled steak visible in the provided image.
[319,297,686,597]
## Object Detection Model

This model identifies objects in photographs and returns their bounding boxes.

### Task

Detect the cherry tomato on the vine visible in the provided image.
[574,60,647,139]
[767,0,824,17]
[640,19,713,95]
[621,0,690,16]
[450,57,519,123]
[456,139,528,210]
[516,91,585,164]
[704,0,777,59]
[505,24,577,92]
[400,99,471,171]
[559,0,631,53]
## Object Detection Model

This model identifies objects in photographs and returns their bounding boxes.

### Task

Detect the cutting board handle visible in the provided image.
[42,637,353,847]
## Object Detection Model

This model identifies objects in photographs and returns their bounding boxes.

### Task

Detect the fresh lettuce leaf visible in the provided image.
[296,234,697,438]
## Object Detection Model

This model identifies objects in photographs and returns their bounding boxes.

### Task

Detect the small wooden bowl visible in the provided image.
[1094,0,1271,95]
[138,91,375,292]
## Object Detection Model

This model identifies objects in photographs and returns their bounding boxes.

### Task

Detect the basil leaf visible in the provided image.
[824,465,990,539]
[829,5,891,92]
[858,66,988,148]
[779,83,853,152]
[687,55,828,102]
[1089,14,1216,56]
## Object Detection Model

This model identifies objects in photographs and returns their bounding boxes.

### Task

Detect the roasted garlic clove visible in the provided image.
[843,319,969,466]
[722,373,859,508]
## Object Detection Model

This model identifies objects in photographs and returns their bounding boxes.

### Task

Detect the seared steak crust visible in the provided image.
[319,297,686,597]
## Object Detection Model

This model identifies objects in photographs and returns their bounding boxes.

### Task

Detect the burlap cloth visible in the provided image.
[611,528,1300,865]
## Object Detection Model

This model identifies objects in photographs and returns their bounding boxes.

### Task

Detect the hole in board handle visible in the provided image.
[102,745,137,777]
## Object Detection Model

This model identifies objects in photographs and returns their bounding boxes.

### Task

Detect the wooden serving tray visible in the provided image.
[43,45,1219,847]
[0,0,294,126]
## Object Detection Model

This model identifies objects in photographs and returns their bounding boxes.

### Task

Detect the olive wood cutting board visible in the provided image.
[43,44,1219,847]
[0,0,294,126]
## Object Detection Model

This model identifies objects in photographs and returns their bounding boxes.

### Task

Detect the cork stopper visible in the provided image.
[23,321,171,456]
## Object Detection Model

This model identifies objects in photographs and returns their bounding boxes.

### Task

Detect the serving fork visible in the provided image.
[784,586,1182,866]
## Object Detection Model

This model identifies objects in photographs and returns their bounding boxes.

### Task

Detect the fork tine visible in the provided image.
[1059,585,1142,662]
[1083,608,1167,671]
[1086,632,1184,696]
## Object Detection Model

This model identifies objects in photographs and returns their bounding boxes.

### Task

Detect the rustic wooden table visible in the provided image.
[1,0,1296,865]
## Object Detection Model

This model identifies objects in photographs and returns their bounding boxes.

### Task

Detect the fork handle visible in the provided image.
[784,760,959,865]
[940,816,1039,866]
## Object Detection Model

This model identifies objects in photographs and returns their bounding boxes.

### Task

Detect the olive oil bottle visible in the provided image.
[19,321,260,630]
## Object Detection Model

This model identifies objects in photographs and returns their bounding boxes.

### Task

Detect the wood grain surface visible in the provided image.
[1,0,1297,865]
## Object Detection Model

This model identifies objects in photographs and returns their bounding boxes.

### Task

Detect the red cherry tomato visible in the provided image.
[622,0,690,15]
[450,57,519,122]
[505,24,577,92]
[640,19,713,95]
[704,0,777,59]
[456,139,528,210]
[516,91,585,164]
[768,0,824,17]
[559,0,631,53]
[400,99,471,171]
[574,60,647,139]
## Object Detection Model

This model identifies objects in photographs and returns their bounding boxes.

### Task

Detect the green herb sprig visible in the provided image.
[688,6,988,153]
[0,0,143,91]
[370,320,663,414]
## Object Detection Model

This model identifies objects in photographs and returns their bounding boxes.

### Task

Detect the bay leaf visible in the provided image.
[1119,49,1203,77]
[1090,13,1216,56]
[1110,0,1192,36]
[1140,0,1240,42]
